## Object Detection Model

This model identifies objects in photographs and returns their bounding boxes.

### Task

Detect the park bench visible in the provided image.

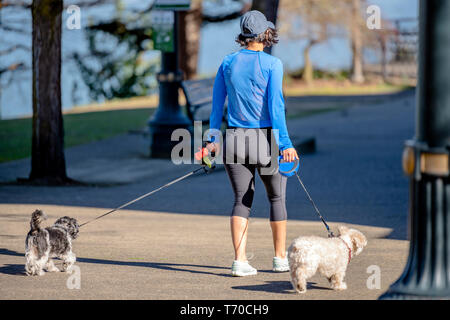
[181,77,227,124]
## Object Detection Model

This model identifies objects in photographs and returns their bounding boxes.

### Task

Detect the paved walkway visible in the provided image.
[0,204,407,299]
[0,90,415,299]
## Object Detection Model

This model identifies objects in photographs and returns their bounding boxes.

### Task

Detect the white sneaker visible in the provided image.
[273,254,289,272]
[231,260,257,277]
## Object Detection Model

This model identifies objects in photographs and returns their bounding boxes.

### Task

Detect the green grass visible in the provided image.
[0,108,155,163]
[284,83,413,97]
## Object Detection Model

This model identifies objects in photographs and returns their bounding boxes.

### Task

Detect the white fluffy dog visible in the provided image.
[288,226,367,293]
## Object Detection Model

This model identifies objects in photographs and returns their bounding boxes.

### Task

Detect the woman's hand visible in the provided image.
[206,142,220,156]
[282,148,299,163]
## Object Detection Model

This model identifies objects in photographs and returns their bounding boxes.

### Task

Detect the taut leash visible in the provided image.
[294,172,335,238]
[79,166,208,228]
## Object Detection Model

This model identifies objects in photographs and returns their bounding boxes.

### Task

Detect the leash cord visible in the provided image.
[79,166,206,227]
[295,172,335,238]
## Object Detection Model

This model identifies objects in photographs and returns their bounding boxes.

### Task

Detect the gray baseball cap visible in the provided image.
[240,10,275,37]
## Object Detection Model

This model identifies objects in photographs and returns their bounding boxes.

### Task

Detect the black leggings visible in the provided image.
[223,128,287,221]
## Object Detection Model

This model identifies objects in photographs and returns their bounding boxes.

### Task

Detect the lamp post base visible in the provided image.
[379,292,450,300]
[379,141,450,300]
[149,121,192,159]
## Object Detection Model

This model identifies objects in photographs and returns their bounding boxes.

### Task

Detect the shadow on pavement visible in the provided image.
[0,248,23,257]
[232,280,331,294]
[0,247,230,278]
[0,264,26,276]
[77,257,231,277]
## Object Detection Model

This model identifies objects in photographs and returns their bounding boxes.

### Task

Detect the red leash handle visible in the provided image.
[194,147,209,161]
[194,142,216,161]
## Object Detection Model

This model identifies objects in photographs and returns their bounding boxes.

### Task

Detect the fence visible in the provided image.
[364,18,418,85]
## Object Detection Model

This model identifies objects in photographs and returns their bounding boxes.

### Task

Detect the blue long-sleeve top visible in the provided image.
[209,48,294,151]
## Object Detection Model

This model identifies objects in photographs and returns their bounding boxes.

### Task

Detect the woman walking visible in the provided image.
[207,10,298,276]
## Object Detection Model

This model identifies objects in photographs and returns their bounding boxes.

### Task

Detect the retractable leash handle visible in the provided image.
[195,142,216,173]
[278,155,335,238]
[278,155,300,178]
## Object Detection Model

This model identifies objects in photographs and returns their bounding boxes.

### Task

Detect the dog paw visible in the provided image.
[294,286,307,294]
[332,283,347,291]
[61,264,74,272]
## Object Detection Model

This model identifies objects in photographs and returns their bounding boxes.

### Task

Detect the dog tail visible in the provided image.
[30,209,47,233]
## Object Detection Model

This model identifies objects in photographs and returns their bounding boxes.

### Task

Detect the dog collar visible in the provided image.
[340,238,352,264]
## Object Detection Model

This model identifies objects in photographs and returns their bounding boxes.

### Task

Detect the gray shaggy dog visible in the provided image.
[25,209,79,276]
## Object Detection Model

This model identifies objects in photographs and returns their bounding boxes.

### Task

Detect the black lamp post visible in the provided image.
[149,10,191,158]
[380,0,450,299]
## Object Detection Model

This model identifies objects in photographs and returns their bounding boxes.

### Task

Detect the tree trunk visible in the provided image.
[251,0,280,55]
[263,0,279,55]
[30,0,68,184]
[178,0,202,80]
[303,43,314,85]
[380,36,388,82]
[251,0,266,13]
[351,0,365,83]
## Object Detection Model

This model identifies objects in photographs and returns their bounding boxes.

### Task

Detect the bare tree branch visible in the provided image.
[65,0,113,9]
[202,0,250,24]
[0,44,30,55]
[0,23,29,33]
[0,62,25,75]
[0,1,32,9]
[0,0,116,11]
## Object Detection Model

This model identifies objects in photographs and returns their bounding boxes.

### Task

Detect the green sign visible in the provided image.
[151,11,174,52]
[154,0,191,11]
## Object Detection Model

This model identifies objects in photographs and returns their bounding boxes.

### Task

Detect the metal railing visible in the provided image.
[364,18,418,85]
